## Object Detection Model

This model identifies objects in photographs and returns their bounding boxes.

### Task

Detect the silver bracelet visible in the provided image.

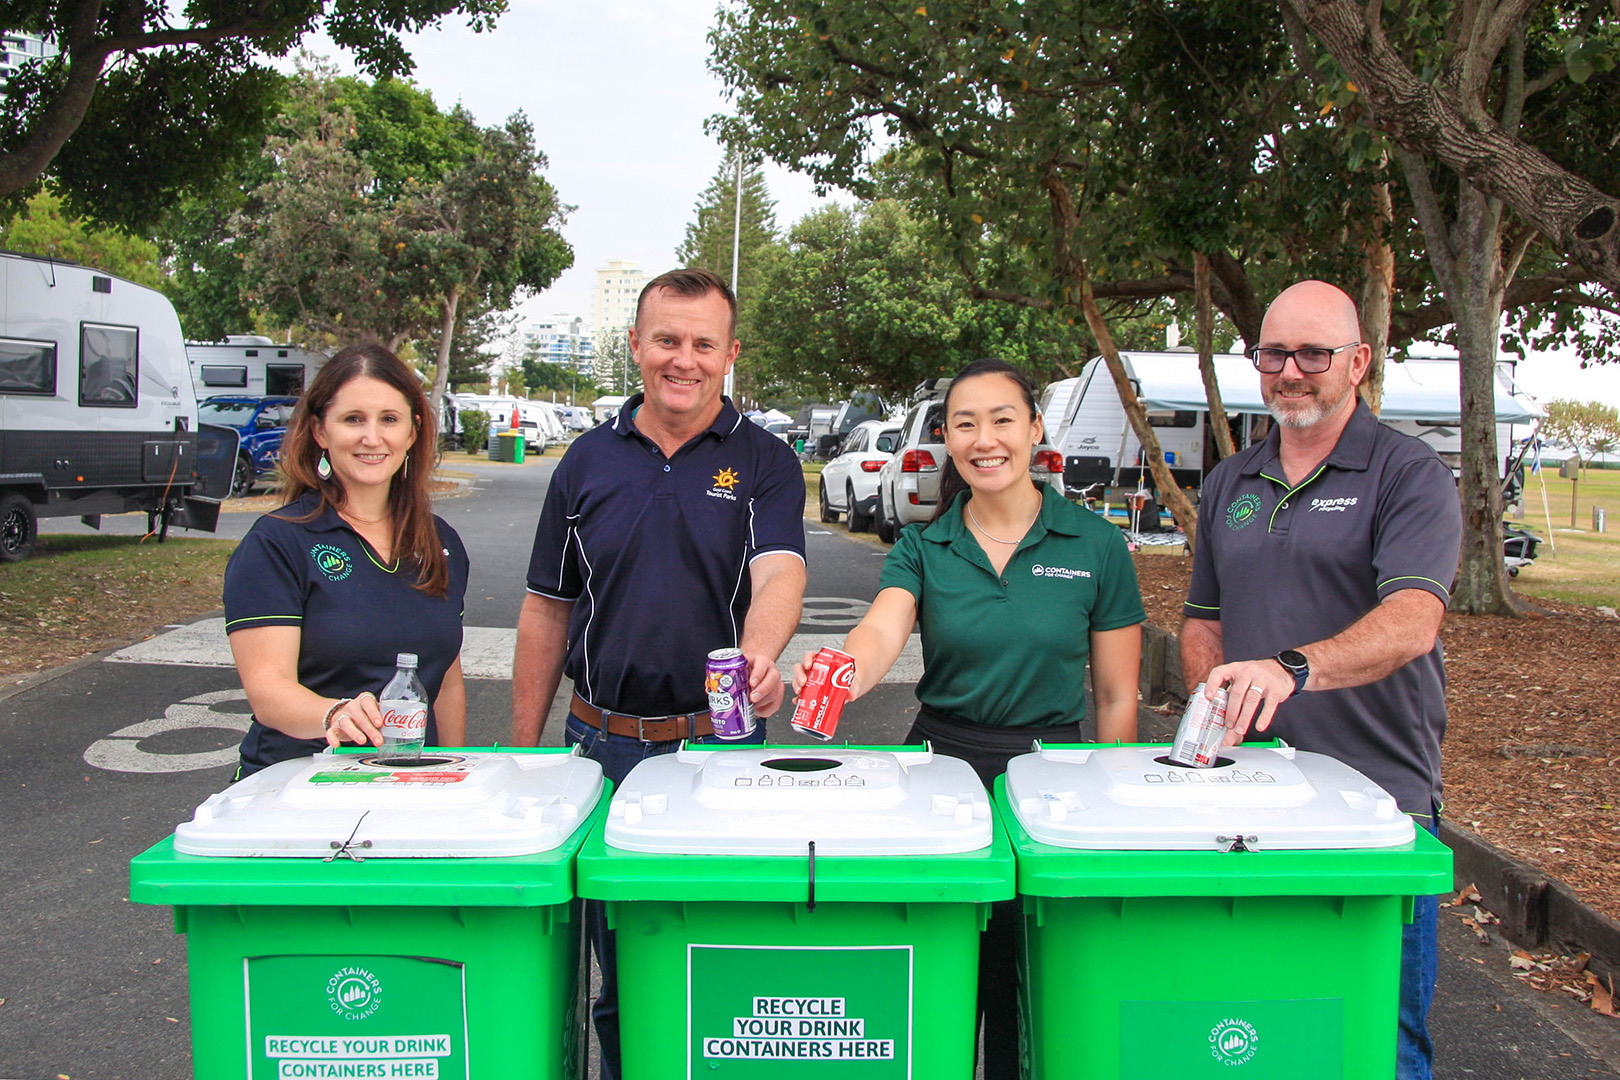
[323,698,351,732]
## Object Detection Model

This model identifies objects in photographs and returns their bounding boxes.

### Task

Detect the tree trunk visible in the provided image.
[432,289,460,431]
[1079,274,1199,549]
[1359,180,1396,417]
[1195,253,1237,459]
[1447,188,1524,615]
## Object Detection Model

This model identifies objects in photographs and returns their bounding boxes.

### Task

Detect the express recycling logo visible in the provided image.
[310,543,353,581]
[1208,1017,1259,1066]
[1225,494,1263,531]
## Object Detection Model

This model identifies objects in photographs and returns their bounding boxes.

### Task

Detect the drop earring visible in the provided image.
[402,454,409,481]
[317,452,332,480]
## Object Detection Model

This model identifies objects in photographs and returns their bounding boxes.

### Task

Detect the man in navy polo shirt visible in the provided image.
[512,268,806,1078]
[1181,280,1462,1080]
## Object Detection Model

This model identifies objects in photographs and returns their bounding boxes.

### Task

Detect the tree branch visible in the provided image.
[1284,0,1620,296]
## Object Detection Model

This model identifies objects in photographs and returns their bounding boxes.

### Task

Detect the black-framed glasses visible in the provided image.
[1249,342,1361,374]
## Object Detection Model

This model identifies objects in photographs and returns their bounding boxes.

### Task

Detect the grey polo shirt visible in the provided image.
[1184,399,1463,816]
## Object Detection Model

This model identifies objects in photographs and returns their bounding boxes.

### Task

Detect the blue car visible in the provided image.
[198,395,299,497]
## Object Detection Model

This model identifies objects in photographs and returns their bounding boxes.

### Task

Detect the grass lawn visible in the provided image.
[1510,466,1620,609]
[0,534,238,684]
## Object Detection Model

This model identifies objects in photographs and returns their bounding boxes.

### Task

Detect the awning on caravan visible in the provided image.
[1127,353,1541,425]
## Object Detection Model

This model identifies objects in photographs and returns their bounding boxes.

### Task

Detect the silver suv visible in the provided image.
[874,380,1065,543]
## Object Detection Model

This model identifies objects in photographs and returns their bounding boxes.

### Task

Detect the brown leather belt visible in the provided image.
[570,692,714,742]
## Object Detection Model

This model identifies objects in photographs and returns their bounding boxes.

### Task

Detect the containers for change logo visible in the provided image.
[326,966,382,1021]
[310,543,353,581]
[1225,494,1263,531]
[1208,1017,1259,1066]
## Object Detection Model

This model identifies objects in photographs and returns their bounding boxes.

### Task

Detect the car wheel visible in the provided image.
[0,491,38,563]
[846,484,872,532]
[818,480,839,523]
[231,454,254,499]
[875,489,896,544]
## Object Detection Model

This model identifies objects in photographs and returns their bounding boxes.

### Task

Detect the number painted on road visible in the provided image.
[83,688,253,773]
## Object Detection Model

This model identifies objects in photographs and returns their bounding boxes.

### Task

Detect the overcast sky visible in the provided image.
[310,0,1620,409]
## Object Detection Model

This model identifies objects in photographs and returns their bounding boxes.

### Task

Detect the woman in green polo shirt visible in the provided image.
[793,357,1144,1078]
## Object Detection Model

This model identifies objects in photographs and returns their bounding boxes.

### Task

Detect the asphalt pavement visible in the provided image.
[1,453,1615,1079]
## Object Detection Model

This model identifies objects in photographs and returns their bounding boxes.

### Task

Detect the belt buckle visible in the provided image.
[635,714,649,742]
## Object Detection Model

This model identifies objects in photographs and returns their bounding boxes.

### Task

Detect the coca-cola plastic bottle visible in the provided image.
[378,652,428,763]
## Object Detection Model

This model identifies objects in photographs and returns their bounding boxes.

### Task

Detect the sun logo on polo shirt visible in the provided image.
[707,467,742,503]
[310,543,353,581]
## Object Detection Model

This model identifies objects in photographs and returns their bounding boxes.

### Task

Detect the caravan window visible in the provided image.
[0,338,56,396]
[200,365,249,388]
[1147,409,1197,428]
[79,323,138,407]
[266,364,305,396]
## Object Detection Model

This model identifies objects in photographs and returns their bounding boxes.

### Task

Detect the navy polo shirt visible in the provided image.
[526,395,806,717]
[1184,399,1463,815]
[224,492,470,776]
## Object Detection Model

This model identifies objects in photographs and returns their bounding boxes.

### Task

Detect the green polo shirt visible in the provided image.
[878,484,1145,729]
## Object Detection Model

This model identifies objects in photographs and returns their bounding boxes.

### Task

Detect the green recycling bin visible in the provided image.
[576,744,1014,1079]
[130,748,606,1080]
[496,429,525,463]
[997,743,1452,1080]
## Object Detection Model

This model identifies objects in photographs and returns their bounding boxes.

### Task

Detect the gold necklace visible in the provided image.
[966,500,1038,544]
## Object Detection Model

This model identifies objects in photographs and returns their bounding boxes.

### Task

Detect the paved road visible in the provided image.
[2,455,1616,1079]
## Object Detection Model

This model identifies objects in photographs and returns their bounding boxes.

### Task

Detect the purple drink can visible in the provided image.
[705,648,756,740]
[1168,682,1230,768]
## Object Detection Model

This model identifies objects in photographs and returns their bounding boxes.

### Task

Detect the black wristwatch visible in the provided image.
[1274,649,1310,695]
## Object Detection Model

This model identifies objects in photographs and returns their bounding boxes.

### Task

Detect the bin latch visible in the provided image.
[806,840,816,912]
[325,812,374,862]
[1215,834,1258,853]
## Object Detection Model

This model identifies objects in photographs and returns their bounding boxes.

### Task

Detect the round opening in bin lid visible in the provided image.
[605,746,993,856]
[1004,745,1414,851]
[173,750,605,858]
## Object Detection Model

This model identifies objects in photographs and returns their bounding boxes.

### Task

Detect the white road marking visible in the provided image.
[83,688,252,773]
[108,614,924,683]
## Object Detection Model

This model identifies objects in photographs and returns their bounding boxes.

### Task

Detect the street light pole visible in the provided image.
[725,146,743,404]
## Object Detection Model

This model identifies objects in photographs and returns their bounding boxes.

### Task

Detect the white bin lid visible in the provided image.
[173,751,605,858]
[1004,745,1414,851]
[604,746,992,856]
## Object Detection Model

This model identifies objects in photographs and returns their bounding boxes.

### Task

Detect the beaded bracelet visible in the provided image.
[323,698,352,732]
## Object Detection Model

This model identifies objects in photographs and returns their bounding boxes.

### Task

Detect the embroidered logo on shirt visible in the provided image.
[1225,493,1263,530]
[1032,564,1091,580]
[1308,496,1360,512]
[310,543,353,581]
[708,466,741,502]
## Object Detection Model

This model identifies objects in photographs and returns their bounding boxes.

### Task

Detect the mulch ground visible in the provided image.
[1130,551,1620,925]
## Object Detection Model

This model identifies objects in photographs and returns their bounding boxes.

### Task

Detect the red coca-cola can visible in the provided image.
[791,647,856,741]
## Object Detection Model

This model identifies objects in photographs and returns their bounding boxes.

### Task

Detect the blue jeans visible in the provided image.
[1398,814,1441,1080]
[566,713,767,1080]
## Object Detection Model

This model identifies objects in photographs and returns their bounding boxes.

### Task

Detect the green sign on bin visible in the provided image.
[1119,998,1343,1078]
[247,954,470,1079]
[687,944,913,1076]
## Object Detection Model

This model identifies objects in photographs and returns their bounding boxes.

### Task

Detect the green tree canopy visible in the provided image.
[0,188,163,288]
[0,0,504,232]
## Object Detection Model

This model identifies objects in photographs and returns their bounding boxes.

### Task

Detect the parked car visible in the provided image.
[197,395,300,497]
[874,383,1064,543]
[819,420,902,532]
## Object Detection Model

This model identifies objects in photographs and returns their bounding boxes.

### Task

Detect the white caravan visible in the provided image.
[188,335,328,397]
[1047,350,1540,492]
[0,251,236,561]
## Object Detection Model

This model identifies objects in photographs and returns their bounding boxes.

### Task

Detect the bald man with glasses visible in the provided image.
[1180,280,1463,1080]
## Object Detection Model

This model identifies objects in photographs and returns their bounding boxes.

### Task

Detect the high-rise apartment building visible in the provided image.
[0,32,57,87]
[524,313,594,375]
[592,260,647,337]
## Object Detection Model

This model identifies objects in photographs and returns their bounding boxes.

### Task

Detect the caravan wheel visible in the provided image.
[0,492,37,562]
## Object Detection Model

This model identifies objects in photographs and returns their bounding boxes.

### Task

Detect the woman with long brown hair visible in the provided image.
[222,343,469,778]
